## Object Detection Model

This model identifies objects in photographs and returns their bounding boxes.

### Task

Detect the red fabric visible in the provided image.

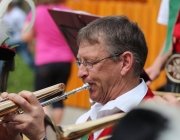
[173,23,180,38]
[88,134,94,140]
[96,126,114,140]
[173,12,180,53]
[173,11,180,38]
[173,40,180,53]
[143,88,154,100]
[89,88,154,140]
[176,11,180,23]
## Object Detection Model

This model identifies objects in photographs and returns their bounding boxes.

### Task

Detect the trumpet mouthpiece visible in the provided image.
[83,83,90,90]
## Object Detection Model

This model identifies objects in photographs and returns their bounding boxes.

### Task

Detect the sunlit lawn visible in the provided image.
[6,54,34,93]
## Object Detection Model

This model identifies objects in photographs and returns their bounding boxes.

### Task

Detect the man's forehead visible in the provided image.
[77,43,107,58]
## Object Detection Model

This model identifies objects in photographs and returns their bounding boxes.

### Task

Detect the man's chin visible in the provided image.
[89,93,97,102]
[89,89,99,101]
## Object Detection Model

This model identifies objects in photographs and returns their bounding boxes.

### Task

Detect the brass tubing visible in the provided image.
[45,113,125,140]
[0,83,65,117]
[61,113,125,140]
[153,91,180,97]
[41,83,89,107]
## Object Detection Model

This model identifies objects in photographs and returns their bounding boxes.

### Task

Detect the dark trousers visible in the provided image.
[35,62,71,108]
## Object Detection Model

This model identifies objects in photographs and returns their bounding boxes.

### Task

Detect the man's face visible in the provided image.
[77,41,122,104]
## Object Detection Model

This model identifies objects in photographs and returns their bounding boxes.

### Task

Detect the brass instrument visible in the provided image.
[43,90,180,140]
[0,83,89,117]
[41,83,89,107]
[45,112,125,140]
[0,86,178,115]
[153,91,180,101]
[1,83,180,140]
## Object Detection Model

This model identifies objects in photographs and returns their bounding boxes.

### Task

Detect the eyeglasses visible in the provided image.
[75,53,123,69]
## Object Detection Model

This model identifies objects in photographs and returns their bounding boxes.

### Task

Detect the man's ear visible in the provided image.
[120,51,134,76]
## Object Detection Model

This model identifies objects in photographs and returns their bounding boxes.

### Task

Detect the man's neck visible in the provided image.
[115,76,141,98]
[100,76,141,105]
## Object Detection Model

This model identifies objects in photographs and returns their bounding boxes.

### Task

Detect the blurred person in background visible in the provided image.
[145,0,180,92]
[2,0,35,72]
[21,0,74,125]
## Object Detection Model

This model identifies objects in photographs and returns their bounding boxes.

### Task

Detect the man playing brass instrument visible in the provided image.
[1,15,180,140]
[74,15,153,139]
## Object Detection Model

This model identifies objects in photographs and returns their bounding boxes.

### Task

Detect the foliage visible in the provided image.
[7,54,34,93]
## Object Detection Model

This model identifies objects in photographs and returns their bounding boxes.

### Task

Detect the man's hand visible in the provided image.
[1,91,46,140]
[0,92,22,140]
[0,124,22,140]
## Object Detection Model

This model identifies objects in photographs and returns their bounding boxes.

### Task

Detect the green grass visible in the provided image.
[6,54,34,93]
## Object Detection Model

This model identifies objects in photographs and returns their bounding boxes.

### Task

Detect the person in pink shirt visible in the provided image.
[21,0,74,124]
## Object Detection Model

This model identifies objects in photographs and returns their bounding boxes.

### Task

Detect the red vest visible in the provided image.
[88,88,154,140]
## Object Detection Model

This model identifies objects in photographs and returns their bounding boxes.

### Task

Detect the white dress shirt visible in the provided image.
[76,79,148,140]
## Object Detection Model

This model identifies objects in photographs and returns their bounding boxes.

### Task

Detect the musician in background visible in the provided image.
[145,0,180,92]
[75,15,154,140]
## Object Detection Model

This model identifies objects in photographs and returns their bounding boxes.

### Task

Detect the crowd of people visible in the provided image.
[0,0,180,140]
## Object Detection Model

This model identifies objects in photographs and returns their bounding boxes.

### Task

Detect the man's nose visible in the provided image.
[77,65,88,78]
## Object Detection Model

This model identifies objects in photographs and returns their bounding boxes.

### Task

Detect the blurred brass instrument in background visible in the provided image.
[45,112,125,140]
[153,91,180,101]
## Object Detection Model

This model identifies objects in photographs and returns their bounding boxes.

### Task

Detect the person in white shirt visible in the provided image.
[2,1,35,71]
[75,15,154,140]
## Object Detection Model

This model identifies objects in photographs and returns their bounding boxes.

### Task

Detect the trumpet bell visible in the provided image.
[45,115,61,140]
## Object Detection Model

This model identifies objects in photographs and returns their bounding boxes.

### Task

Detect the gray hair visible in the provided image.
[77,15,148,77]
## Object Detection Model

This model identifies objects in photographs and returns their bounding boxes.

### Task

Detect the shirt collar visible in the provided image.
[90,79,148,119]
[113,79,148,112]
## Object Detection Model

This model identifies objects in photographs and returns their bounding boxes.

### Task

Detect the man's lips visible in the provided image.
[86,83,95,92]
[83,80,97,90]
[84,82,93,90]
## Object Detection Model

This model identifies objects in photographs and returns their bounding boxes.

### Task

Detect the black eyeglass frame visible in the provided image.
[75,52,123,69]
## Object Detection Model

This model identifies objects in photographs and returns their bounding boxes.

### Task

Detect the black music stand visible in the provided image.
[48,9,100,57]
